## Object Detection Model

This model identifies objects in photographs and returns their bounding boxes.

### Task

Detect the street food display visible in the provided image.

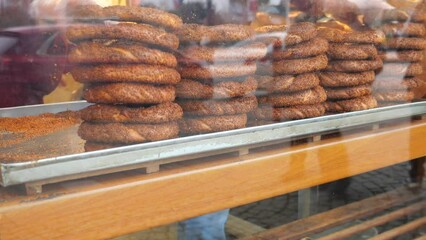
[0,1,425,239]
[0,0,425,177]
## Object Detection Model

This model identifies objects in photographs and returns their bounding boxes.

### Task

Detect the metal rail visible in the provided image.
[1,101,425,186]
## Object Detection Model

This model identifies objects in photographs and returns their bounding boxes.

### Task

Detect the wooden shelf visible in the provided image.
[0,118,426,240]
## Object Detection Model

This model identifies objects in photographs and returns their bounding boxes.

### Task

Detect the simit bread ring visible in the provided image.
[69,41,177,67]
[178,42,267,63]
[324,95,378,112]
[326,58,383,72]
[373,90,415,102]
[257,73,320,93]
[84,83,175,104]
[272,37,329,60]
[258,86,326,107]
[378,62,423,77]
[72,64,180,85]
[379,50,423,62]
[383,37,426,50]
[381,23,426,37]
[66,23,179,50]
[317,27,385,44]
[255,22,318,47]
[258,54,328,75]
[80,102,183,124]
[319,71,375,87]
[178,95,257,116]
[179,62,257,79]
[179,114,247,134]
[68,5,183,30]
[252,104,325,121]
[373,77,424,90]
[325,84,372,100]
[175,24,254,44]
[327,43,378,60]
[78,122,179,144]
[176,77,257,99]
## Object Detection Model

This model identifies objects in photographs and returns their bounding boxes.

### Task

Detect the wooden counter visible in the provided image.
[1,118,426,240]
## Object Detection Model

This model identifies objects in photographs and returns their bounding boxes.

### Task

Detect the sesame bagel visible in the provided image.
[253,104,325,121]
[69,41,177,67]
[176,77,257,99]
[66,23,179,50]
[324,95,378,113]
[80,102,183,124]
[78,122,179,144]
[179,114,247,134]
[178,95,257,116]
[84,83,176,104]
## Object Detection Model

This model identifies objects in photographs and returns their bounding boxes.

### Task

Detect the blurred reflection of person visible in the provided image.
[29,0,96,24]
[178,209,230,240]
[0,0,93,108]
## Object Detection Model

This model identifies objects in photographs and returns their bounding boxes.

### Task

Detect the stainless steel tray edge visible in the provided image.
[1,101,425,186]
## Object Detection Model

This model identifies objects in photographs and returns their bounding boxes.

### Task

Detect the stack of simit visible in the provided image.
[175,24,267,134]
[66,5,183,151]
[252,22,328,123]
[318,27,384,113]
[366,9,426,106]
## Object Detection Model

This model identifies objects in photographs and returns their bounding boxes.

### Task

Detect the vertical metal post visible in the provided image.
[298,135,321,219]
[298,187,319,219]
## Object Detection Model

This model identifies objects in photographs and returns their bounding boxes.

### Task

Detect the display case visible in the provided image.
[0,0,425,239]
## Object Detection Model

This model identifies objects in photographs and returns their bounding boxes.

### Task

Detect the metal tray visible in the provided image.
[1,101,426,187]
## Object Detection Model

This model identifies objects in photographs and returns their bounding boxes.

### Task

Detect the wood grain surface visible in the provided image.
[0,119,426,239]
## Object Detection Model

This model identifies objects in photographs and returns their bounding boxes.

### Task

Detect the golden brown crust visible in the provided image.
[319,71,375,87]
[84,142,128,152]
[84,83,175,104]
[324,95,378,112]
[66,24,179,50]
[271,37,329,60]
[326,58,383,72]
[178,42,267,63]
[175,24,255,44]
[378,62,423,77]
[328,43,378,60]
[325,84,372,100]
[258,86,327,107]
[69,41,177,67]
[381,23,426,37]
[317,27,385,44]
[255,22,318,47]
[379,50,424,62]
[72,64,180,85]
[179,114,247,134]
[176,77,257,99]
[384,37,426,50]
[257,73,320,93]
[80,102,183,123]
[252,104,325,121]
[78,122,179,143]
[178,95,257,116]
[373,77,424,90]
[68,5,183,30]
[179,62,257,79]
[373,90,415,102]
[258,54,328,75]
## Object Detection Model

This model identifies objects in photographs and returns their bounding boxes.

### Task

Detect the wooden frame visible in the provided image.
[0,119,426,239]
